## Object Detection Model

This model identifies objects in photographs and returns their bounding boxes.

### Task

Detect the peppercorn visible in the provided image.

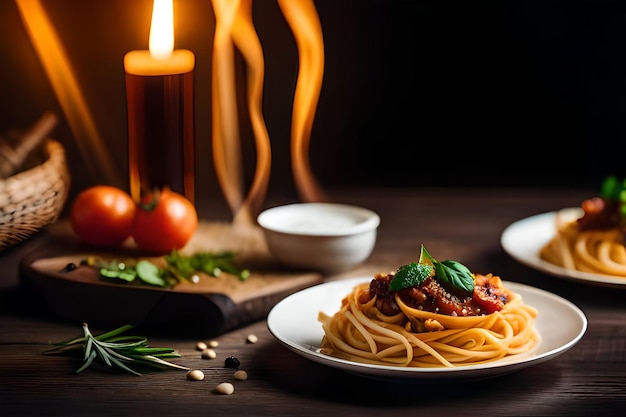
[224,356,240,368]
[60,263,77,273]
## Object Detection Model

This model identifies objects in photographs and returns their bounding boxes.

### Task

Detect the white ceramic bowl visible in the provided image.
[257,203,380,273]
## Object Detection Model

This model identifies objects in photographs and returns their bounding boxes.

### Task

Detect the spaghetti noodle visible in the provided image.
[318,271,539,368]
[540,208,626,276]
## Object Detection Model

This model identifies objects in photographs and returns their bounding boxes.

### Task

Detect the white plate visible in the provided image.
[267,277,587,382]
[501,208,626,287]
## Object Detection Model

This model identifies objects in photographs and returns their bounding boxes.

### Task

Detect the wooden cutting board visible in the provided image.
[19,220,323,337]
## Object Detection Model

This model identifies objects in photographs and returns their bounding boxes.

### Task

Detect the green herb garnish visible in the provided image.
[98,260,137,282]
[85,249,250,288]
[599,176,626,220]
[135,260,167,286]
[165,250,250,280]
[43,323,188,376]
[389,262,433,291]
[390,244,475,293]
[601,175,624,201]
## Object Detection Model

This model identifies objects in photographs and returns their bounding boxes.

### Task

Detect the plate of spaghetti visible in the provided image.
[267,246,586,382]
[502,176,626,287]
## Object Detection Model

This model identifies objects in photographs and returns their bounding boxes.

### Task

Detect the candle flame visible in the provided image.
[278,0,327,203]
[149,0,174,60]
[230,0,271,225]
[211,0,246,221]
[212,0,326,224]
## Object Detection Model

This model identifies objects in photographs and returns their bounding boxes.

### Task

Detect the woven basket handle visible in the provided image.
[0,112,57,179]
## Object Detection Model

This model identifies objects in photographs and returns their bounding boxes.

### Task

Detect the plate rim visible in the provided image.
[501,208,626,287]
[267,276,587,382]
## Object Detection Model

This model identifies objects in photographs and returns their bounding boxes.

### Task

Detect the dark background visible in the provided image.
[1,0,625,208]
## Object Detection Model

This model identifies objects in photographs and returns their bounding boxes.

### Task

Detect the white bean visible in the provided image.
[246,334,258,344]
[201,348,216,359]
[214,382,235,395]
[233,370,248,380]
[186,369,205,381]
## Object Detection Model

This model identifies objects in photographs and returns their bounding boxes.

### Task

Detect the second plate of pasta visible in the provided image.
[501,208,626,287]
[267,276,586,382]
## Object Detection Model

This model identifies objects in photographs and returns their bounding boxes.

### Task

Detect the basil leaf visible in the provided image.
[390,245,475,293]
[99,267,136,282]
[601,175,622,201]
[390,262,434,291]
[419,244,435,264]
[435,260,474,293]
[136,260,167,287]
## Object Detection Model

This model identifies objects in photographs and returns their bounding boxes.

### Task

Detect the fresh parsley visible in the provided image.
[84,249,250,288]
[389,244,475,293]
[165,250,250,280]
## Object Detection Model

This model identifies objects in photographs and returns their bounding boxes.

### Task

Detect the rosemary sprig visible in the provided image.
[43,323,189,376]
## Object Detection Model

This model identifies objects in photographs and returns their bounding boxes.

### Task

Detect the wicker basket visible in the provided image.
[0,139,70,250]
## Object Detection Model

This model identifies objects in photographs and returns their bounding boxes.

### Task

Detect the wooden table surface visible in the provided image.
[2,186,625,416]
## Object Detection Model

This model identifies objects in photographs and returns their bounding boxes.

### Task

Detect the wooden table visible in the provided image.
[2,186,625,416]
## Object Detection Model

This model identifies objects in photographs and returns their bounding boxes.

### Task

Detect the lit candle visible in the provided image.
[124,0,195,204]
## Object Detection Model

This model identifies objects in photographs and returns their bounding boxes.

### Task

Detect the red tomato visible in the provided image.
[70,185,136,247]
[472,274,507,314]
[131,187,198,255]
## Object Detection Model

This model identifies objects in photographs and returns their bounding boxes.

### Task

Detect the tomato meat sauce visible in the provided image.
[363,272,510,317]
